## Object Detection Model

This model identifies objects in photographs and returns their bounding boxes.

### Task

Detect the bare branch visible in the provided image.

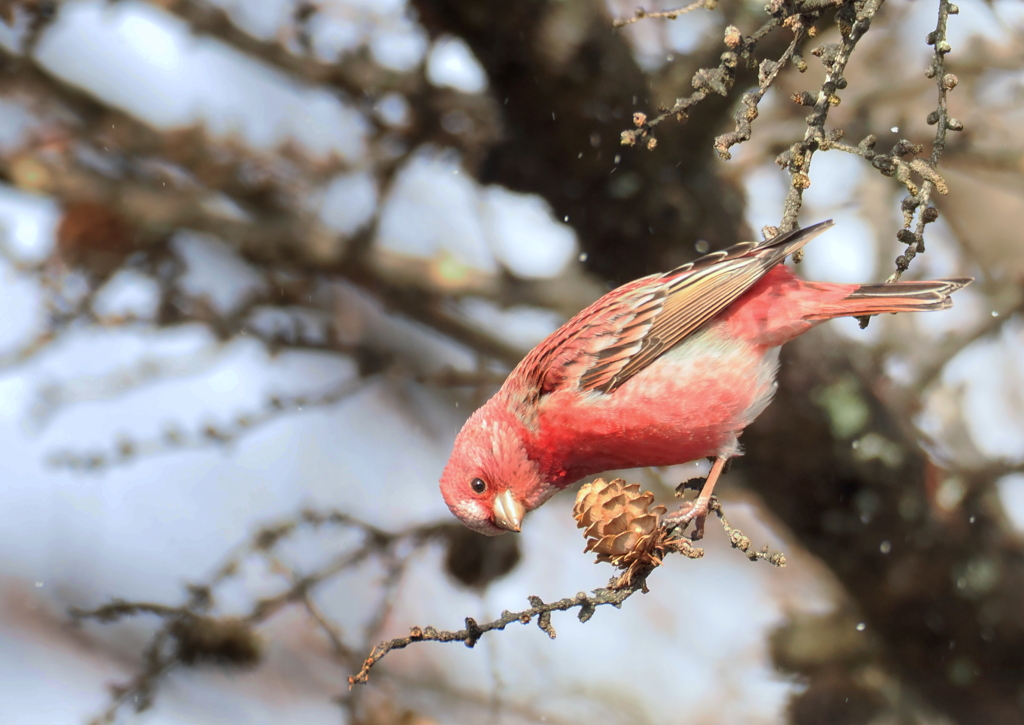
[910,302,1023,398]
[350,490,783,686]
[714,31,805,160]
[348,586,640,687]
[622,19,772,147]
[70,600,185,622]
[300,590,355,660]
[612,0,718,28]
[69,507,454,724]
[827,135,948,200]
[45,376,370,471]
[886,0,962,281]
[162,0,414,102]
[778,0,884,234]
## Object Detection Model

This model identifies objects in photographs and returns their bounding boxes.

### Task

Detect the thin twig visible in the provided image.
[350,494,784,685]
[910,300,1023,397]
[622,17,780,146]
[886,0,961,281]
[69,507,454,724]
[301,591,355,660]
[778,0,885,234]
[45,376,370,471]
[714,30,805,160]
[613,0,717,27]
[710,499,787,565]
[348,586,640,687]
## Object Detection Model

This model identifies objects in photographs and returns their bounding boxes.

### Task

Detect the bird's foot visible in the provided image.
[663,495,716,541]
[667,456,728,541]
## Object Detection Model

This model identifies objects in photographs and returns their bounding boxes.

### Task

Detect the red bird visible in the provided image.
[440,221,970,536]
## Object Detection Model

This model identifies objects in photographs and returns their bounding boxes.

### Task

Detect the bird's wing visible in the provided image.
[511,221,833,406]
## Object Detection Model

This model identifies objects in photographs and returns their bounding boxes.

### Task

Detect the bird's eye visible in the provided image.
[470,477,487,494]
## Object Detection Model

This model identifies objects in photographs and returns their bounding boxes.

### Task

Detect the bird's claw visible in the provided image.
[663,495,714,541]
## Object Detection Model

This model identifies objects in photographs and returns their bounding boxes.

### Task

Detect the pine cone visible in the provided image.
[572,479,669,581]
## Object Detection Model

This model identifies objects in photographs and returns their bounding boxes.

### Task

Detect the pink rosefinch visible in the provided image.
[440,221,970,535]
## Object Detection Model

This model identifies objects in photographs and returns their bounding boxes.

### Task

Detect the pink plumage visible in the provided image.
[440,221,971,536]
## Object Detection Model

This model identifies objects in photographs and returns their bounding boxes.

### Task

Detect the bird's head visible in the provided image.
[439,403,553,536]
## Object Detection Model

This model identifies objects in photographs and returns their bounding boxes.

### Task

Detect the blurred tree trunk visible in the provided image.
[746,339,1024,725]
[411,0,748,283]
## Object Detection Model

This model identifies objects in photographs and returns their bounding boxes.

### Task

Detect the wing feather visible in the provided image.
[507,221,834,421]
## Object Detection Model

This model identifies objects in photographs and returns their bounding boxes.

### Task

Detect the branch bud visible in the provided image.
[791,91,816,107]
[724,25,742,49]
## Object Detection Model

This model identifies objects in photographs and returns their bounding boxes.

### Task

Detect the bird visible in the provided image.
[439,221,971,536]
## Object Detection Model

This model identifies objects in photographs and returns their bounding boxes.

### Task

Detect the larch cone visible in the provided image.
[572,479,672,582]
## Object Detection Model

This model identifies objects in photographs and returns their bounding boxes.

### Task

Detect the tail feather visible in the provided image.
[805,277,973,320]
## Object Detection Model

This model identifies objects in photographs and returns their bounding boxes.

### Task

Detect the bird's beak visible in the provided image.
[492,489,525,533]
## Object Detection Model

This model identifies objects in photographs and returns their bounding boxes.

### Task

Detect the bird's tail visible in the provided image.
[804,278,973,320]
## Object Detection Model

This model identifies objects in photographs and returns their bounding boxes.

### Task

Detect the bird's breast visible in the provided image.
[533,324,779,483]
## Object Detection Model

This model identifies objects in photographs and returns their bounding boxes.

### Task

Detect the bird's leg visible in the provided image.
[664,456,728,541]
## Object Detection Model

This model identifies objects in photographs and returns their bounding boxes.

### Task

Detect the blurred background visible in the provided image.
[0,0,1022,723]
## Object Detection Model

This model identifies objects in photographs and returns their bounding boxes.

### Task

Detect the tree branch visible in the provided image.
[885,0,962,281]
[778,0,884,233]
[348,586,640,687]
[349,491,783,685]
